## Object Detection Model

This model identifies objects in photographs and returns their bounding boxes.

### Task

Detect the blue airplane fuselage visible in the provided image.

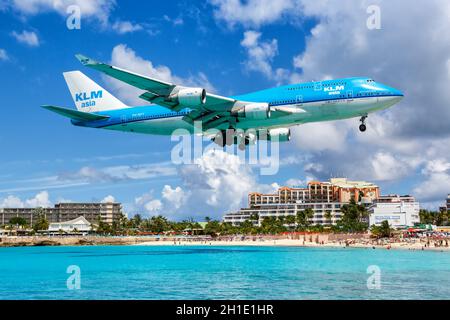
[71,77,403,134]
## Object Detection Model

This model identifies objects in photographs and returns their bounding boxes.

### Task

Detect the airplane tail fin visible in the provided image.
[63,71,128,112]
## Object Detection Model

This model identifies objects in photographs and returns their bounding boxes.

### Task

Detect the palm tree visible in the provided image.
[296,208,314,230]
[324,210,333,226]
[32,209,49,232]
[285,215,296,229]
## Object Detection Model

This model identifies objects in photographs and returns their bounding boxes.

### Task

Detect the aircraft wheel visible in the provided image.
[359,124,367,132]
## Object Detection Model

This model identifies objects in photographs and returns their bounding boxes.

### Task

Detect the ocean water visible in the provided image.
[0,245,449,300]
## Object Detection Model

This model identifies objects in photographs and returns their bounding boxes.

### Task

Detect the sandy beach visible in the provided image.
[1,235,449,251]
[134,238,450,252]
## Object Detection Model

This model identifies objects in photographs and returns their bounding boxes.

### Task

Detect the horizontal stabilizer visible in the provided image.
[42,105,110,122]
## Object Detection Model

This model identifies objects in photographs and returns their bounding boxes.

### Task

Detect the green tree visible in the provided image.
[285,215,296,230]
[147,216,170,233]
[204,220,221,236]
[9,217,28,229]
[32,208,49,232]
[131,214,143,229]
[260,217,286,234]
[336,199,369,232]
[370,220,392,238]
[296,208,314,230]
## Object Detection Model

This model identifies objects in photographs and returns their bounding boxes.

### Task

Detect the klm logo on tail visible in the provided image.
[75,90,103,108]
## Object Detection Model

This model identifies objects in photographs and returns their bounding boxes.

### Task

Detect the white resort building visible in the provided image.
[48,216,92,235]
[368,195,420,228]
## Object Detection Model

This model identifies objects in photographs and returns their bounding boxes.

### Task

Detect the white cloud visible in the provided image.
[132,150,279,219]
[25,191,52,207]
[292,121,349,152]
[1,195,24,208]
[240,31,299,84]
[371,152,410,181]
[111,20,143,34]
[144,199,163,213]
[10,0,143,35]
[58,162,177,184]
[163,14,184,26]
[413,160,450,202]
[0,49,9,61]
[11,0,115,24]
[161,185,186,210]
[210,0,301,28]
[101,195,116,203]
[105,44,216,105]
[11,30,40,47]
[1,191,53,208]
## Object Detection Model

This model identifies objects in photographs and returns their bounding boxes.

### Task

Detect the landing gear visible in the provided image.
[359,115,368,132]
[359,124,367,132]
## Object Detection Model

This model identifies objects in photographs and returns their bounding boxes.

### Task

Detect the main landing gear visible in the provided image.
[359,115,368,132]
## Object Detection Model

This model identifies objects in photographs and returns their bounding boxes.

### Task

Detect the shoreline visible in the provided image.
[1,236,449,252]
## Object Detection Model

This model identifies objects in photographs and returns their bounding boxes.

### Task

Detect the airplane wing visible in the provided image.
[42,105,110,122]
[75,54,237,111]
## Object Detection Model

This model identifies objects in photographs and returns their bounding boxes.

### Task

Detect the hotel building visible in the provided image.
[224,178,380,226]
[368,195,420,228]
[0,202,122,226]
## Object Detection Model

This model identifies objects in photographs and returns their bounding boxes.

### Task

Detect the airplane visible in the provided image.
[43,54,404,150]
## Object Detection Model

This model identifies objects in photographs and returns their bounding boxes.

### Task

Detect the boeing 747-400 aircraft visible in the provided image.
[43,54,404,149]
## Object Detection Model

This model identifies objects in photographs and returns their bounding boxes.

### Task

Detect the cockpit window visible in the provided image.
[366,79,375,82]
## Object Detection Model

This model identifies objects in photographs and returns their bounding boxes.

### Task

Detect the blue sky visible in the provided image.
[0,0,449,219]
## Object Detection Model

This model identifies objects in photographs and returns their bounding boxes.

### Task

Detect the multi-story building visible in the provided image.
[368,195,420,228]
[224,178,380,226]
[447,194,450,211]
[0,202,122,226]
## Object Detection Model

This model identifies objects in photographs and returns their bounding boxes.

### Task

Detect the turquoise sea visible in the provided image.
[0,245,449,300]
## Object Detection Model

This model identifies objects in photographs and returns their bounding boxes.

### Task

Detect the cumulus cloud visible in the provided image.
[413,160,450,202]
[240,31,297,84]
[132,150,278,219]
[111,20,143,34]
[11,30,40,47]
[0,191,53,208]
[106,44,216,105]
[101,195,116,203]
[210,0,301,28]
[11,0,115,24]
[10,0,144,34]
[0,195,24,208]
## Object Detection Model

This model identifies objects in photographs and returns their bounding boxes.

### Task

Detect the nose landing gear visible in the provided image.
[359,115,368,132]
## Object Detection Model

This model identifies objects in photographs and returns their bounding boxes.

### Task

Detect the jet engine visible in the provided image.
[267,128,291,142]
[172,88,206,106]
[237,103,271,120]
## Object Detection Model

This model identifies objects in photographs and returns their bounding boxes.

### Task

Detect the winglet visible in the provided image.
[75,54,99,66]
